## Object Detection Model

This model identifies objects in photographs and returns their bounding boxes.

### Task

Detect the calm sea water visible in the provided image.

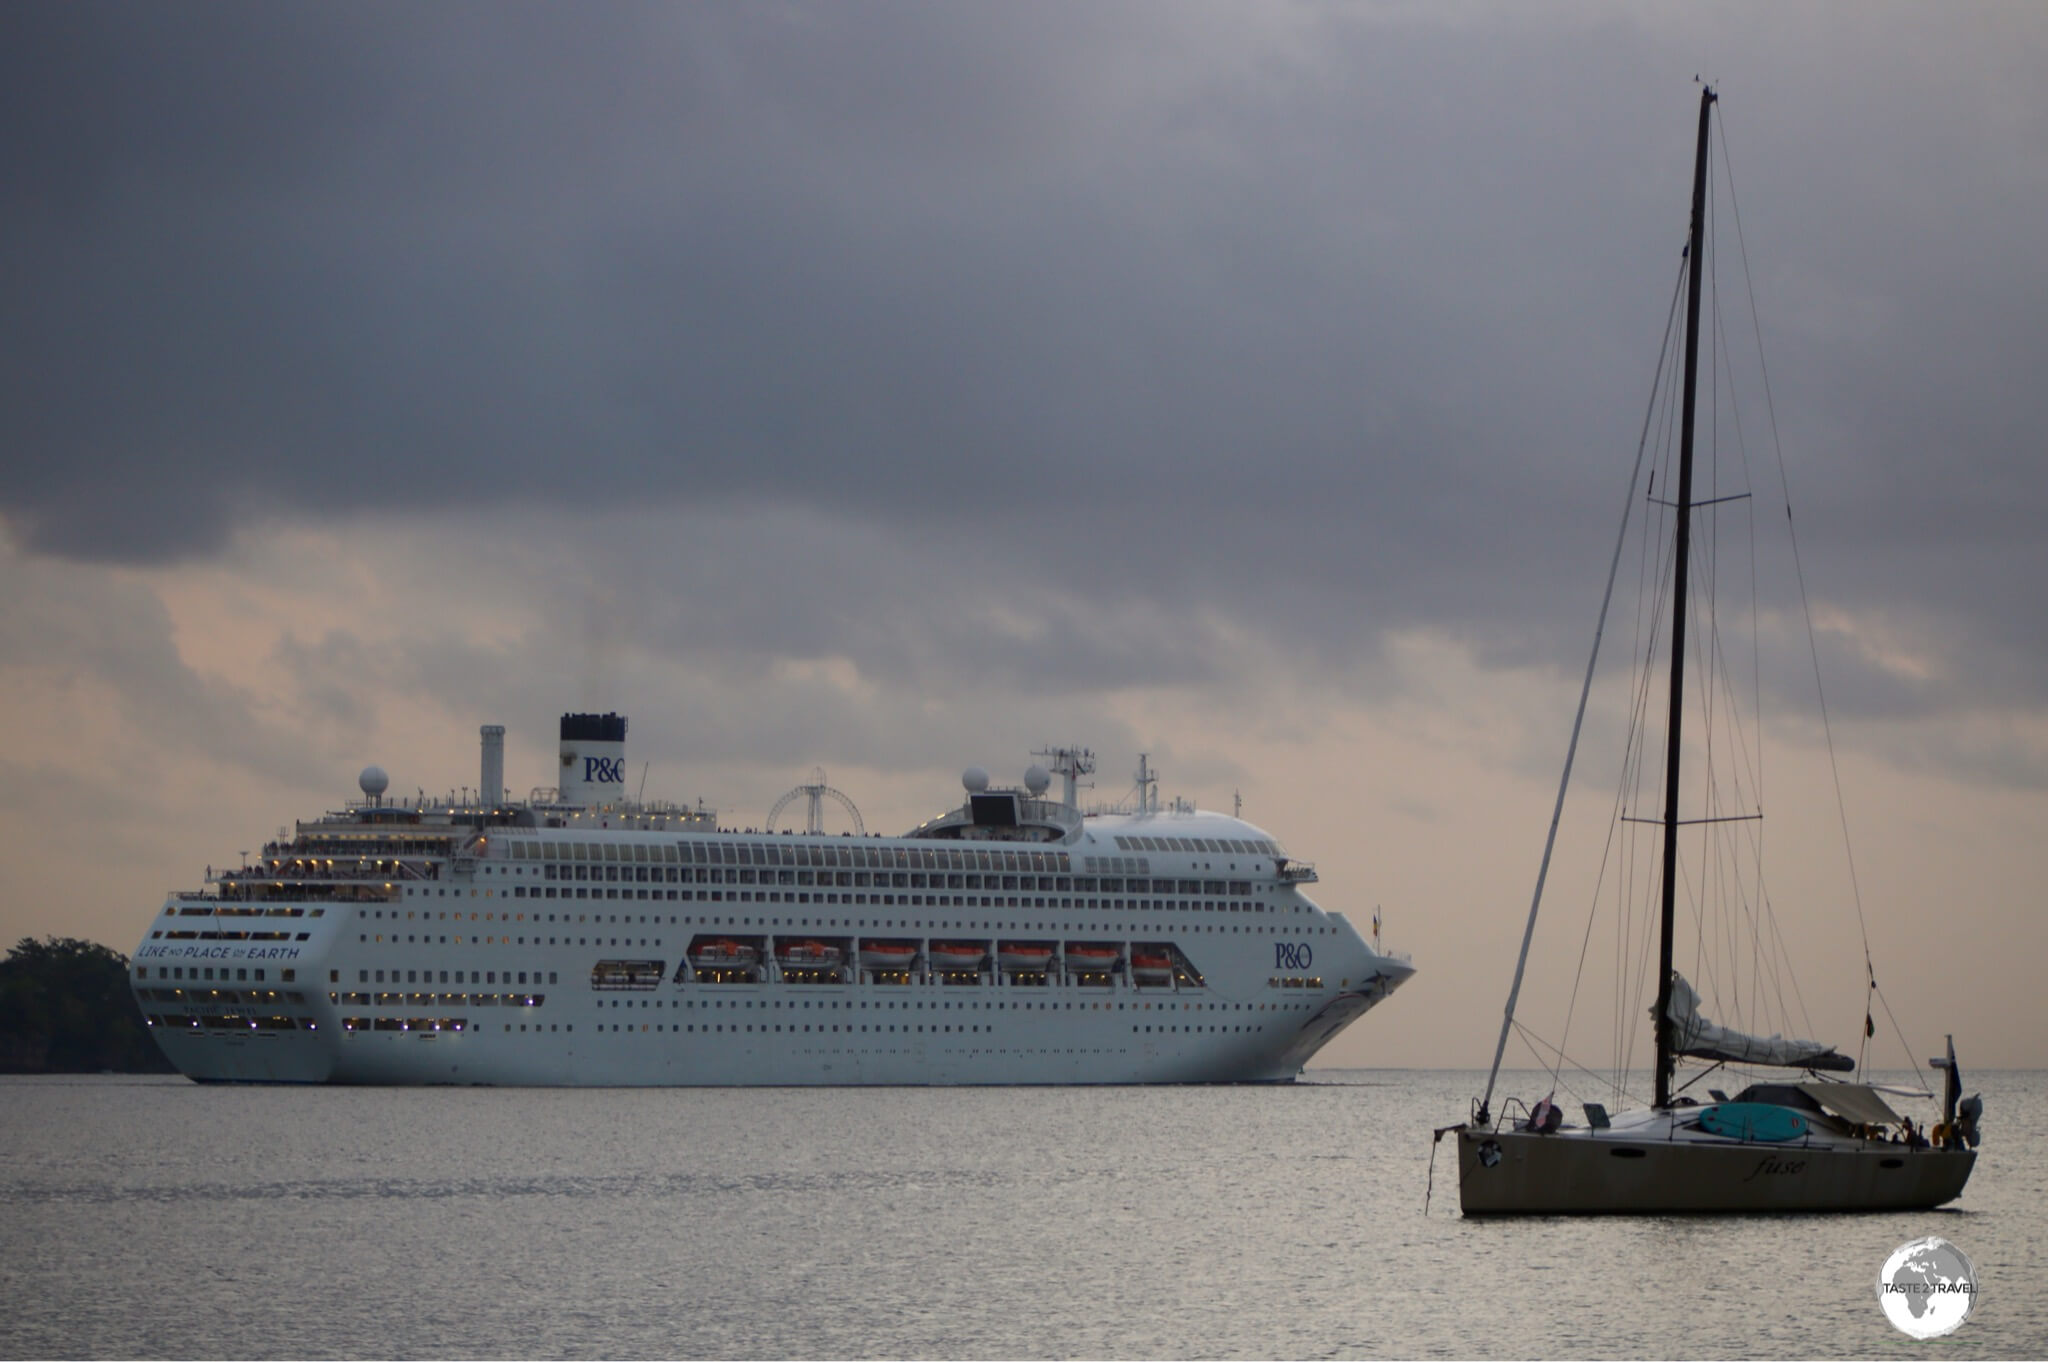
[0,1069,2038,1359]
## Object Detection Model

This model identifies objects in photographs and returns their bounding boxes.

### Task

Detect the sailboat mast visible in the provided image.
[1655,86,1716,1111]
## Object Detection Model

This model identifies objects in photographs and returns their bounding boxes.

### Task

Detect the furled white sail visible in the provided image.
[1665,974,1855,1071]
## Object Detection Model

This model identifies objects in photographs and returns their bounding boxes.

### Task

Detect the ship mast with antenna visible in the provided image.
[1032,746,1096,810]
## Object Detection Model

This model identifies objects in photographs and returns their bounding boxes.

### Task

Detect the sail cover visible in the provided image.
[1665,974,1855,1071]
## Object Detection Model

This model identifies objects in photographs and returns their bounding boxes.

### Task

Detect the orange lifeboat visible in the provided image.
[997,942,1055,972]
[1064,945,1121,974]
[858,940,918,971]
[691,938,758,969]
[929,942,987,971]
[775,940,843,970]
[1131,951,1174,984]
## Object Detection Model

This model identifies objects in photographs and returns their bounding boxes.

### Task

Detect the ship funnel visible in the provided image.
[559,712,628,808]
[479,725,505,808]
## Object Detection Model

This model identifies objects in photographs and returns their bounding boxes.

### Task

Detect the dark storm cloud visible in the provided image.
[0,5,1666,555]
[4,3,2045,725]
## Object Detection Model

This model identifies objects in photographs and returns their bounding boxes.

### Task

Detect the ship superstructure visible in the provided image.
[130,714,1414,1084]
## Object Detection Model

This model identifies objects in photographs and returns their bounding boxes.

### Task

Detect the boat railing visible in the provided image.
[1473,1094,1531,1131]
[209,880,399,903]
[227,859,435,883]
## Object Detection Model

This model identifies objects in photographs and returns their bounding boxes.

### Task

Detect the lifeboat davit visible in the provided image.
[858,940,918,971]
[1130,951,1174,984]
[691,938,758,968]
[776,940,843,970]
[1064,945,1121,974]
[997,942,1055,972]
[930,943,987,971]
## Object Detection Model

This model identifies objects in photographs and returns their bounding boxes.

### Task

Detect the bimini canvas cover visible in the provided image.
[1665,973,1856,1071]
[1795,1082,1903,1129]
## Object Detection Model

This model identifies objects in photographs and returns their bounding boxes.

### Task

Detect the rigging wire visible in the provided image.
[1476,253,1690,1121]
[1718,109,1915,1077]
[1693,176,1725,1022]
[1512,1017,1648,1109]
[1495,107,1919,1119]
[1705,134,1778,1049]
[1648,115,1847,1074]
[1617,336,1686,1091]
[1575,314,1686,1094]
[1552,260,1693,1104]
[1703,238,1826,1050]
[1566,117,1849,1100]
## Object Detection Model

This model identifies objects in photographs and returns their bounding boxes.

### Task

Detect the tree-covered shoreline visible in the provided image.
[0,937,174,1073]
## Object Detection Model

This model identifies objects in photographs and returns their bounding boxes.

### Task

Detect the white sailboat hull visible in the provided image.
[1456,1121,1975,1214]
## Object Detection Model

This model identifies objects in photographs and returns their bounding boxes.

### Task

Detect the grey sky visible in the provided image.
[10,3,2042,733]
[3,3,2046,1066]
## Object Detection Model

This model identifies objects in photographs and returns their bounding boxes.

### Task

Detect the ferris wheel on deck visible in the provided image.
[766,767,866,836]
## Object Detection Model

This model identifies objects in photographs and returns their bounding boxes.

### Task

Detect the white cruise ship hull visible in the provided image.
[130,714,1415,1086]
[140,917,1410,1086]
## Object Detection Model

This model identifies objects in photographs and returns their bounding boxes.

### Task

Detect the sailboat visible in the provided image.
[1451,88,1980,1214]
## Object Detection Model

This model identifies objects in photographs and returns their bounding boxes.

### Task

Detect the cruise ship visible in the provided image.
[129,714,1415,1084]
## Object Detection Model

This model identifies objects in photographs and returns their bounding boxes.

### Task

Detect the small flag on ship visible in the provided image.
[1373,905,1382,950]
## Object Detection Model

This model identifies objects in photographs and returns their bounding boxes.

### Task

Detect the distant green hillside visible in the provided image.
[0,936,174,1073]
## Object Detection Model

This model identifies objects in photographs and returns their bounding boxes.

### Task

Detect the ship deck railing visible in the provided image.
[222,861,436,883]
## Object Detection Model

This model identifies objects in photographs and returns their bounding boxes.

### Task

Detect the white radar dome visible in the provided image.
[962,766,990,794]
[359,765,390,799]
[1023,764,1052,796]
